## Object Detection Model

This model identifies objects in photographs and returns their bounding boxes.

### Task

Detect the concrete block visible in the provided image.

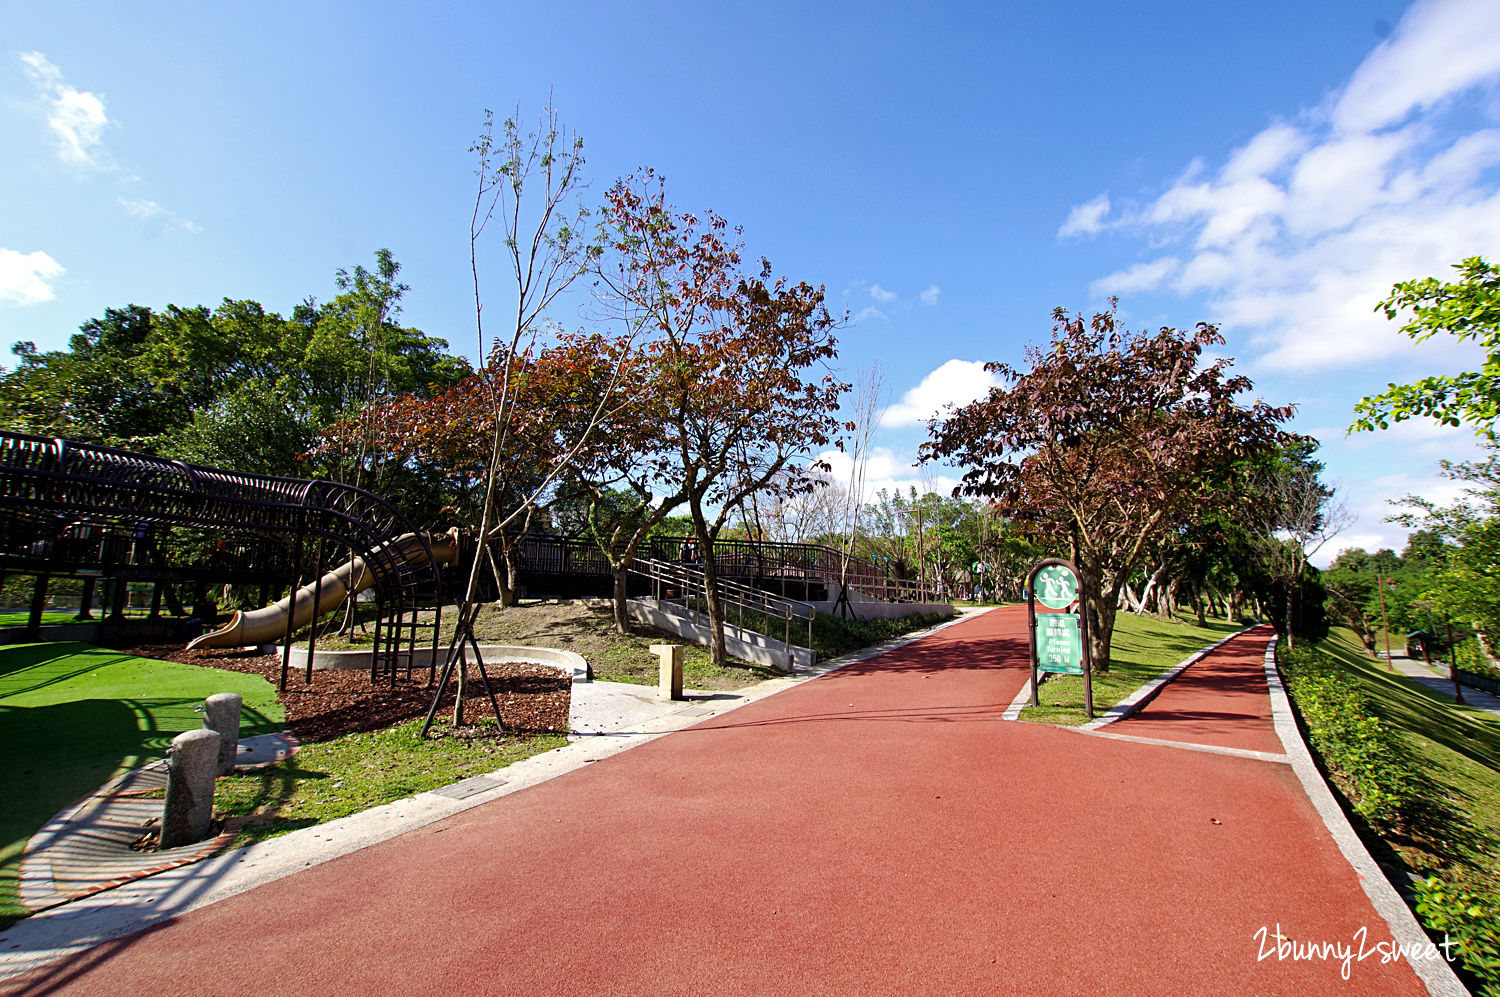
[202,693,242,776]
[651,643,684,700]
[161,728,220,848]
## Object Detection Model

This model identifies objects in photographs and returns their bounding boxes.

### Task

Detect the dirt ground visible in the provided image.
[108,599,764,744]
[464,597,779,690]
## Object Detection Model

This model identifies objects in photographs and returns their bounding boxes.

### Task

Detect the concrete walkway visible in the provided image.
[0,611,1465,995]
[1387,654,1500,717]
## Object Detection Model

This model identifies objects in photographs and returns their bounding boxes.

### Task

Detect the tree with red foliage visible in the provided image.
[596,173,849,664]
[923,304,1298,671]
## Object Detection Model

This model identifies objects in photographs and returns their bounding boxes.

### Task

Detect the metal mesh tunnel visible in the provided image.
[0,429,444,685]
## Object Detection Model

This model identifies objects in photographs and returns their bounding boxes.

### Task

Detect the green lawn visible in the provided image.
[214,721,566,848]
[0,611,87,627]
[0,641,285,926]
[1020,611,1243,725]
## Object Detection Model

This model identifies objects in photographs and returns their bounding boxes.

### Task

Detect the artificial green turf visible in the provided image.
[0,642,284,925]
[1019,611,1243,725]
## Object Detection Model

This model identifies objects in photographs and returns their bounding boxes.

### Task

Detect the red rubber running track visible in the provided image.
[5,609,1429,995]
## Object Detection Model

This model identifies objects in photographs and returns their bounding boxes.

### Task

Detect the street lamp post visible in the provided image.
[1376,571,1394,672]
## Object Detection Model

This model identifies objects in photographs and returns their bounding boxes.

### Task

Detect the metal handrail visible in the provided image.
[647,534,943,604]
[628,556,815,654]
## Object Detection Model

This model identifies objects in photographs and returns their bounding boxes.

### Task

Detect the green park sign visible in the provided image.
[1033,564,1079,610]
[1036,611,1083,674]
[1025,557,1094,717]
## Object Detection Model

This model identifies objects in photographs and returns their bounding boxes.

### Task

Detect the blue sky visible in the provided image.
[4,0,1500,563]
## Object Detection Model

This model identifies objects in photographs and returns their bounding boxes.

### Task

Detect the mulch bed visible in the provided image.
[107,642,571,744]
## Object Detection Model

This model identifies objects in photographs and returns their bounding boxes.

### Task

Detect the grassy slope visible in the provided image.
[0,642,286,924]
[1316,628,1500,879]
[1020,611,1242,725]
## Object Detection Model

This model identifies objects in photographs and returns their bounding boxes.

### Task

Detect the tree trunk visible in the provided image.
[1193,588,1206,627]
[700,543,727,665]
[1087,587,1119,674]
[611,565,631,633]
[1081,567,1120,674]
[1136,562,1167,617]
[1285,588,1294,651]
[1161,578,1180,620]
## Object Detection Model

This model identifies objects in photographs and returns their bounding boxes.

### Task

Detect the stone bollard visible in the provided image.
[202,693,243,775]
[160,728,220,849]
[651,643,684,701]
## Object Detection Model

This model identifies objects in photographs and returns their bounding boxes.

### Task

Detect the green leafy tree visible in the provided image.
[1352,256,1500,440]
[1,305,172,446]
[1389,449,1500,653]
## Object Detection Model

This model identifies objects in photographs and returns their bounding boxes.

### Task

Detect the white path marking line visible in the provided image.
[1068,726,1289,763]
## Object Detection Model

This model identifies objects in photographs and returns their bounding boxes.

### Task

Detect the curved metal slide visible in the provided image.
[187,531,459,650]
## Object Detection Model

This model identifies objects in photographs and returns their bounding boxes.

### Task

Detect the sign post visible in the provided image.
[1026,558,1093,718]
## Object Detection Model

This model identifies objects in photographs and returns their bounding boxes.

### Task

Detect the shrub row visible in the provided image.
[1279,642,1498,994]
[1278,643,1418,832]
[1414,873,1500,997]
[810,610,952,660]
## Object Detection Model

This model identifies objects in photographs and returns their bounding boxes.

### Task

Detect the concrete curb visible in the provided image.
[272,642,590,683]
[1262,637,1468,997]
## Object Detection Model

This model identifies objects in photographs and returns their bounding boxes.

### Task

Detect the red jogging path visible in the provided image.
[6,608,1433,995]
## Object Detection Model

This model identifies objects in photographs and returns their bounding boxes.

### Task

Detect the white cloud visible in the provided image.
[815,447,961,506]
[919,284,941,306]
[869,284,897,302]
[118,197,202,234]
[1069,0,1500,374]
[1221,123,1309,182]
[0,249,65,306]
[20,52,111,168]
[1091,257,1181,296]
[1333,0,1500,134]
[881,359,1000,428]
[852,305,886,324]
[1058,193,1111,237]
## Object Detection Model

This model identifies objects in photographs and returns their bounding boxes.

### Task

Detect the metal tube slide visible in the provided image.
[186,532,458,650]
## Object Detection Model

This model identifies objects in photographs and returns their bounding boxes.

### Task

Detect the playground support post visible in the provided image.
[279,528,304,692]
[305,536,324,685]
[27,573,49,637]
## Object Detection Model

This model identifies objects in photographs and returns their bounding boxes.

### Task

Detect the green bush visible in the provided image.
[809,611,951,660]
[1279,644,1418,832]
[1413,874,1500,996]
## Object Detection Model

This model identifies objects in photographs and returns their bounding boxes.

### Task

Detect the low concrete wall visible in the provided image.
[626,598,814,673]
[269,643,590,684]
[804,600,954,620]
